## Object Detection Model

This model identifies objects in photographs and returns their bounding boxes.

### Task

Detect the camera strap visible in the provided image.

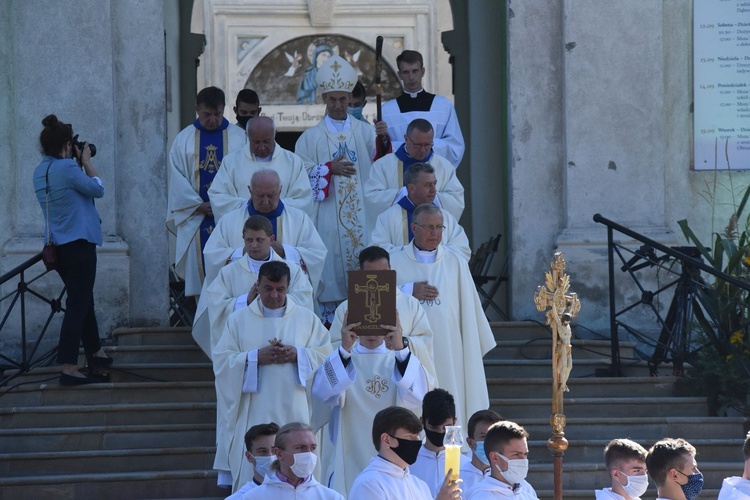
[44,160,55,245]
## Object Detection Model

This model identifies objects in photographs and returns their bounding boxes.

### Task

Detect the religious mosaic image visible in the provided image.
[246,35,402,105]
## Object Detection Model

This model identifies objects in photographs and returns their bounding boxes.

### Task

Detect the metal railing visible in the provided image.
[593,214,750,377]
[0,252,66,387]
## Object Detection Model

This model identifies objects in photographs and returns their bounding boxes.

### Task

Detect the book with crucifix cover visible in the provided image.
[347,269,397,335]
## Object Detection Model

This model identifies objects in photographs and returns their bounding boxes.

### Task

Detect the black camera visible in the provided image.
[71,134,97,157]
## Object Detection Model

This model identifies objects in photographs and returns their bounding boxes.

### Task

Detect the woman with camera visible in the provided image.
[33,114,112,385]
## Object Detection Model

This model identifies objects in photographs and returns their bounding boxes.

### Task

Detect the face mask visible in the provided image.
[474,441,489,464]
[389,436,422,465]
[678,471,703,500]
[236,114,251,130]
[495,453,529,485]
[349,106,364,121]
[424,428,446,448]
[288,451,317,478]
[251,454,276,478]
[619,472,649,499]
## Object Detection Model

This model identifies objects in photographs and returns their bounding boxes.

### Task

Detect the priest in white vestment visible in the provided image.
[212,262,332,492]
[243,423,344,500]
[294,55,389,323]
[370,162,470,261]
[167,87,247,296]
[349,406,461,500]
[202,169,326,294]
[381,50,465,169]
[208,116,314,221]
[365,118,464,221]
[311,246,436,497]
[390,204,496,431]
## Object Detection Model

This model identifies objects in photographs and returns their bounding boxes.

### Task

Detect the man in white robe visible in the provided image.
[370,163,470,261]
[365,118,464,221]
[208,116,313,221]
[311,246,436,497]
[349,406,460,500]
[225,422,278,499]
[294,55,389,323]
[718,432,750,499]
[382,50,464,169]
[202,169,326,293]
[212,262,332,492]
[232,88,262,131]
[461,410,503,493]
[390,204,496,430]
[594,438,649,500]
[167,86,247,295]
[244,423,344,500]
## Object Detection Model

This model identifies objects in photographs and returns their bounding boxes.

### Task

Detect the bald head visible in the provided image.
[247,116,276,158]
[249,169,282,213]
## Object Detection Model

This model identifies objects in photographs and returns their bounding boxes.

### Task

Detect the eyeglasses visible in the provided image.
[413,223,446,233]
[406,136,433,149]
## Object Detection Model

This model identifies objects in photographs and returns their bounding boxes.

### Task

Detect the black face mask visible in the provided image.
[389,436,422,465]
[424,428,446,448]
[236,114,251,130]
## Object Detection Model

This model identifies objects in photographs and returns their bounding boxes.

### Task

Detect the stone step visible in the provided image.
[516,416,746,441]
[490,321,553,340]
[534,489,721,500]
[483,358,652,378]
[490,396,708,419]
[83,344,210,364]
[4,362,214,386]
[0,381,216,407]
[0,446,216,477]
[487,338,637,360]
[0,402,215,429]
[1,423,215,453]
[112,326,196,347]
[486,376,680,398]
[0,470,226,500]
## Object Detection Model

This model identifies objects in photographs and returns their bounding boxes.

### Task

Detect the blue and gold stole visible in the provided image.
[394,143,434,183]
[248,200,285,239]
[194,117,230,254]
[397,196,418,242]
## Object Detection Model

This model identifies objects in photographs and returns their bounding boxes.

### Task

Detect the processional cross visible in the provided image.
[533,252,581,500]
[355,274,389,323]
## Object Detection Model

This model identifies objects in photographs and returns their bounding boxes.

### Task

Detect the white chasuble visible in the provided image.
[295,118,377,302]
[370,205,471,262]
[212,300,332,492]
[312,345,432,497]
[208,144,314,222]
[389,243,496,430]
[364,152,465,221]
[167,124,247,295]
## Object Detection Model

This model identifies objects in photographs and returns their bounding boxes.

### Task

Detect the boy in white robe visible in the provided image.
[410,389,471,497]
[390,204,496,430]
[719,431,750,499]
[365,118,464,221]
[461,410,503,492]
[465,420,538,500]
[212,262,332,492]
[349,406,461,500]
[595,438,649,500]
[209,116,314,221]
[645,438,703,500]
[226,422,278,499]
[243,422,344,500]
[311,246,436,497]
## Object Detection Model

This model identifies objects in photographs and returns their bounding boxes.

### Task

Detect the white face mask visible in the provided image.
[619,472,649,499]
[495,453,529,485]
[252,454,276,478]
[289,451,317,478]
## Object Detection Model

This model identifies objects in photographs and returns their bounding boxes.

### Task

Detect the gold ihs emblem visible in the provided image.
[200,144,220,174]
[366,375,389,398]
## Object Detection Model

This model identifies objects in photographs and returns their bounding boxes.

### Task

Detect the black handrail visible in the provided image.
[593,213,750,376]
[0,251,66,388]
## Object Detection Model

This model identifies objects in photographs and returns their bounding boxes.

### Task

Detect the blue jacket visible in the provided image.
[33,155,104,246]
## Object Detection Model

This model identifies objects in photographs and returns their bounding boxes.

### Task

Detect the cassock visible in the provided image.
[411,446,471,498]
[381,91,465,169]
[192,250,313,357]
[370,203,471,262]
[212,300,332,492]
[243,473,344,500]
[389,242,496,431]
[465,476,539,500]
[349,456,433,500]
[295,115,378,306]
[208,144,314,222]
[167,119,247,295]
[719,476,750,499]
[311,342,432,497]
[202,202,326,295]
[364,146,465,221]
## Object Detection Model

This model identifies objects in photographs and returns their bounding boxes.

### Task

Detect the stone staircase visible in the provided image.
[0,322,746,499]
